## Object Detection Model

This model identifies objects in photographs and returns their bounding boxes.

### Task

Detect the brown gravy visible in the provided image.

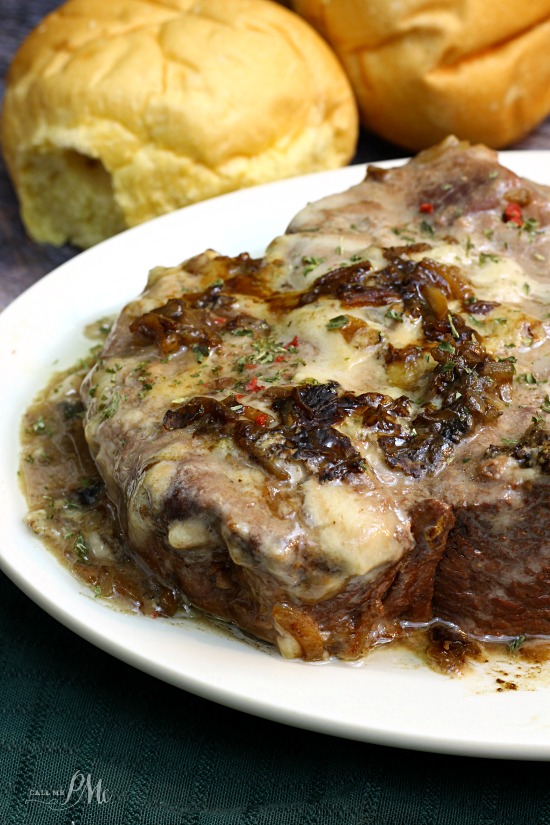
[18,325,550,678]
[19,326,178,618]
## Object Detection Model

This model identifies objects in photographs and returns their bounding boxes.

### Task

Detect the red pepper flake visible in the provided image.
[503,202,523,226]
[254,412,270,427]
[419,203,434,214]
[235,393,244,400]
[245,363,256,370]
[274,354,285,363]
[284,335,300,349]
[244,376,265,393]
[211,315,227,326]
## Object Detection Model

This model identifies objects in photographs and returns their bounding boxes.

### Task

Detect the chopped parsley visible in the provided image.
[231,328,254,337]
[385,308,403,322]
[31,415,53,436]
[192,344,209,363]
[326,315,350,330]
[101,392,122,419]
[447,313,460,339]
[478,252,500,266]
[508,635,526,654]
[301,256,325,276]
[520,217,540,237]
[73,532,90,563]
[516,373,538,385]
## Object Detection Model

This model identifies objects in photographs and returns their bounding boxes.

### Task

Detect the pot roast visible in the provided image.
[81,137,550,660]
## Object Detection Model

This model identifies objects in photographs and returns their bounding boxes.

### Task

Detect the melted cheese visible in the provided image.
[286,300,423,397]
[301,478,410,584]
[83,214,550,610]
[410,239,550,305]
[469,257,547,304]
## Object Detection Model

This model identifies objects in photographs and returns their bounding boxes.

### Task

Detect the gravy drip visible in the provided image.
[19,336,178,618]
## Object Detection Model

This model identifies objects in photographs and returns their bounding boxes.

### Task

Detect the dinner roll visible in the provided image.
[1,0,358,248]
[290,0,550,151]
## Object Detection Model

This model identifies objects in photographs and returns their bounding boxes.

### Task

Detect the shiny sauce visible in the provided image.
[18,325,550,680]
[19,326,178,618]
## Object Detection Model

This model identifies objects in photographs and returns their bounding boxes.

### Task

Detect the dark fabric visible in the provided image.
[1,569,550,825]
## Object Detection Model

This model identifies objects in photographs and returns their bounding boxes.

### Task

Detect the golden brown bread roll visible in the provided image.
[1,0,358,248]
[290,0,550,151]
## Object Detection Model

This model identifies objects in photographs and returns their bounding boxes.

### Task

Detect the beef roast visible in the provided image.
[81,137,550,660]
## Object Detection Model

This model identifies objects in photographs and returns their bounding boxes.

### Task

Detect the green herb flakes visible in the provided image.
[447,314,460,339]
[478,252,500,266]
[516,373,538,385]
[508,635,526,655]
[301,256,324,276]
[73,532,90,563]
[192,344,209,363]
[231,328,254,337]
[101,392,122,419]
[32,415,52,436]
[385,308,403,322]
[326,315,350,330]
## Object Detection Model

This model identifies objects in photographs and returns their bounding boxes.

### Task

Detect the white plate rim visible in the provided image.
[2,151,550,760]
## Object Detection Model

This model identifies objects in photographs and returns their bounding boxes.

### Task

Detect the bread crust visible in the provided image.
[291,0,550,150]
[1,0,358,247]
